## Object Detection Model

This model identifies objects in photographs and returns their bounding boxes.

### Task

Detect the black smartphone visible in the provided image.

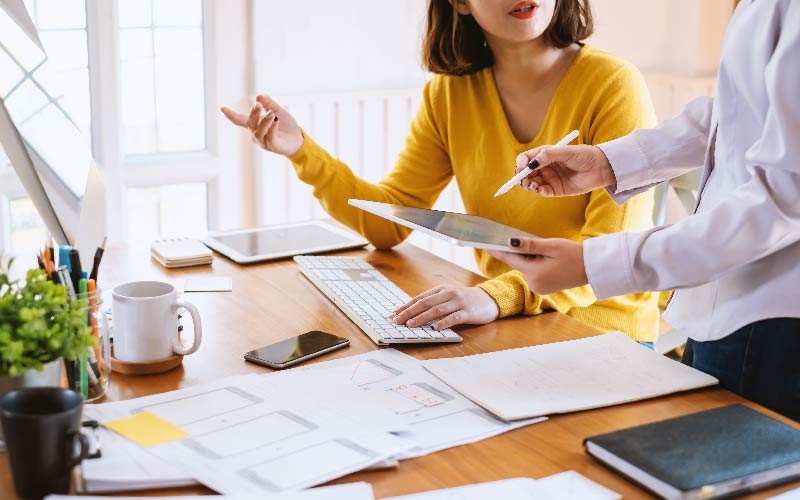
[244,331,350,369]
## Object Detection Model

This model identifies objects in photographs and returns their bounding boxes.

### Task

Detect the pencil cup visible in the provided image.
[65,289,111,403]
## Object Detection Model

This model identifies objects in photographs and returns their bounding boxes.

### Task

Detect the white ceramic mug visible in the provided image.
[112,281,202,362]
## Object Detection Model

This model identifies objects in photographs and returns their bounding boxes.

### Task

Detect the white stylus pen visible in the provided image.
[493,129,579,198]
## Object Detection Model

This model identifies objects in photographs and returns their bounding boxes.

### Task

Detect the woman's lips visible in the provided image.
[509,1,537,20]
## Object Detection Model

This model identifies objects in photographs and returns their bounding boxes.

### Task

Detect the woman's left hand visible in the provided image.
[390,285,500,331]
[488,237,589,295]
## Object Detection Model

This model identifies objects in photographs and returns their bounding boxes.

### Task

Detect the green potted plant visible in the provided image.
[0,257,96,444]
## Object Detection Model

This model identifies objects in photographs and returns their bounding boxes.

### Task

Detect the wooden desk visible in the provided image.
[2,242,798,499]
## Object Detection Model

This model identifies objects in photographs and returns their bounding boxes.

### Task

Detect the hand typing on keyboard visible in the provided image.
[294,255,464,345]
[390,285,500,331]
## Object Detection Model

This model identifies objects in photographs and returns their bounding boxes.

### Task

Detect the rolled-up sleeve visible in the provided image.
[598,95,714,204]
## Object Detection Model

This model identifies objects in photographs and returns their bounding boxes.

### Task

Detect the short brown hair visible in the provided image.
[422,0,594,76]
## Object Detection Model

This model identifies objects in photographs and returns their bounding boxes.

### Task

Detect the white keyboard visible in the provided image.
[294,255,462,345]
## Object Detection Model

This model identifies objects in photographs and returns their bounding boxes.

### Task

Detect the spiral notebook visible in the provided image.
[150,238,213,268]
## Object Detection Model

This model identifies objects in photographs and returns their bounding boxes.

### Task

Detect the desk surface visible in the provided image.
[1,242,798,499]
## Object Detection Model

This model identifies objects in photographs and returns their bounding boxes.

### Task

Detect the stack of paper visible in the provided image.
[58,471,620,500]
[150,238,213,268]
[422,332,718,421]
[51,482,375,500]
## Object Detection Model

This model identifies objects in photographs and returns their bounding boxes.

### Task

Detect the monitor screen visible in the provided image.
[0,4,93,245]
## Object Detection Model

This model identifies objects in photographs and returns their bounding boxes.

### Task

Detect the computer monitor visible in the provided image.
[0,5,92,246]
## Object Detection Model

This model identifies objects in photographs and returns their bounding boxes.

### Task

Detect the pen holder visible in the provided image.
[65,289,111,403]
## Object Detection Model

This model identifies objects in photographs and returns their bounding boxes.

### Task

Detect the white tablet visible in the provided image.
[204,221,369,264]
[349,199,538,252]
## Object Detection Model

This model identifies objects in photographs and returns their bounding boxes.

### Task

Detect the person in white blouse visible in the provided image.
[489,0,800,421]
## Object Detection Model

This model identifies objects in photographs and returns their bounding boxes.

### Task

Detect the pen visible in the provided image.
[48,236,56,268]
[58,245,72,271]
[59,266,77,301]
[89,236,105,282]
[69,249,83,291]
[494,129,579,198]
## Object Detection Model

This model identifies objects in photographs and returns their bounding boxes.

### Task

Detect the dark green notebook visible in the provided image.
[585,405,800,500]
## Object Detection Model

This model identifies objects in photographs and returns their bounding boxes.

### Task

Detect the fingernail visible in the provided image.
[510,238,520,247]
[529,159,540,169]
[274,116,279,122]
[406,320,416,327]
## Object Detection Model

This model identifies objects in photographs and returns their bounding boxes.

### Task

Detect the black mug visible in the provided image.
[0,387,90,499]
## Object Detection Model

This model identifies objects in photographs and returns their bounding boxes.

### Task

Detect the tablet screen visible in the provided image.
[382,205,537,245]
[211,225,358,257]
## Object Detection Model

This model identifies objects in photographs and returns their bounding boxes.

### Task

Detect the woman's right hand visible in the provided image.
[515,144,617,197]
[221,95,304,157]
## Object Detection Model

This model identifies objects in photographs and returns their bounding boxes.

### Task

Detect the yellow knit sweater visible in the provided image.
[289,45,660,341]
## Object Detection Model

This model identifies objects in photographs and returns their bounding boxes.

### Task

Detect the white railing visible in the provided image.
[254,74,717,274]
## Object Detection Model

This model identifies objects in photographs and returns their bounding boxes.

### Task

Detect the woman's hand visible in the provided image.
[221,95,304,157]
[390,285,500,331]
[488,237,588,295]
[515,144,617,197]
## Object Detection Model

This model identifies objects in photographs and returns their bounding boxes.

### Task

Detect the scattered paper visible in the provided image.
[104,411,190,448]
[384,472,620,500]
[286,349,546,458]
[768,486,800,499]
[90,375,413,495]
[48,481,375,499]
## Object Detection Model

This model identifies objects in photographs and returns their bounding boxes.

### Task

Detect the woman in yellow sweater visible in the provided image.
[223,0,660,343]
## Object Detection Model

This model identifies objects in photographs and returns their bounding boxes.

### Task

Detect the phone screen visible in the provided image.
[245,331,348,366]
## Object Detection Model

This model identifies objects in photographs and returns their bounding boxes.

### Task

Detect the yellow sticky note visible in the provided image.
[104,411,190,447]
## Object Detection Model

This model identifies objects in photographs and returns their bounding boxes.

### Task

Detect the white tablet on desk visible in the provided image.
[204,221,369,264]
[348,199,538,252]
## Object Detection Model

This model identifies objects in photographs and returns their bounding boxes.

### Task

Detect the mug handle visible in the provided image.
[172,299,202,356]
[66,431,91,468]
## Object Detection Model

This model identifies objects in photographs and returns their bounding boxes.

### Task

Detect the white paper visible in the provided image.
[91,375,413,495]
[769,487,800,500]
[49,481,375,500]
[80,425,196,492]
[535,471,621,500]
[383,472,620,500]
[423,332,719,421]
[281,349,546,458]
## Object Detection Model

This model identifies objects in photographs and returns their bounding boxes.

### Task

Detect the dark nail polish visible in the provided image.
[510,238,520,247]
[274,116,279,122]
[528,158,540,169]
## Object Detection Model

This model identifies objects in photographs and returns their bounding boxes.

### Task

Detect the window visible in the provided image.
[118,0,206,156]
[8,197,46,253]
[126,182,208,240]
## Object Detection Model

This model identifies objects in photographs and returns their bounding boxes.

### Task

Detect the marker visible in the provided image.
[89,236,106,282]
[494,129,579,198]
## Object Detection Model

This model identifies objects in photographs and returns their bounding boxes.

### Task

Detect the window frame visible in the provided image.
[86,0,227,241]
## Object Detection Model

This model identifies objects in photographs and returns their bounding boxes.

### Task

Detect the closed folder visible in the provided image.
[584,405,800,500]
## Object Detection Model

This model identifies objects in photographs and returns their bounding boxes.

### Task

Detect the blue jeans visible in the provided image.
[682,318,800,422]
